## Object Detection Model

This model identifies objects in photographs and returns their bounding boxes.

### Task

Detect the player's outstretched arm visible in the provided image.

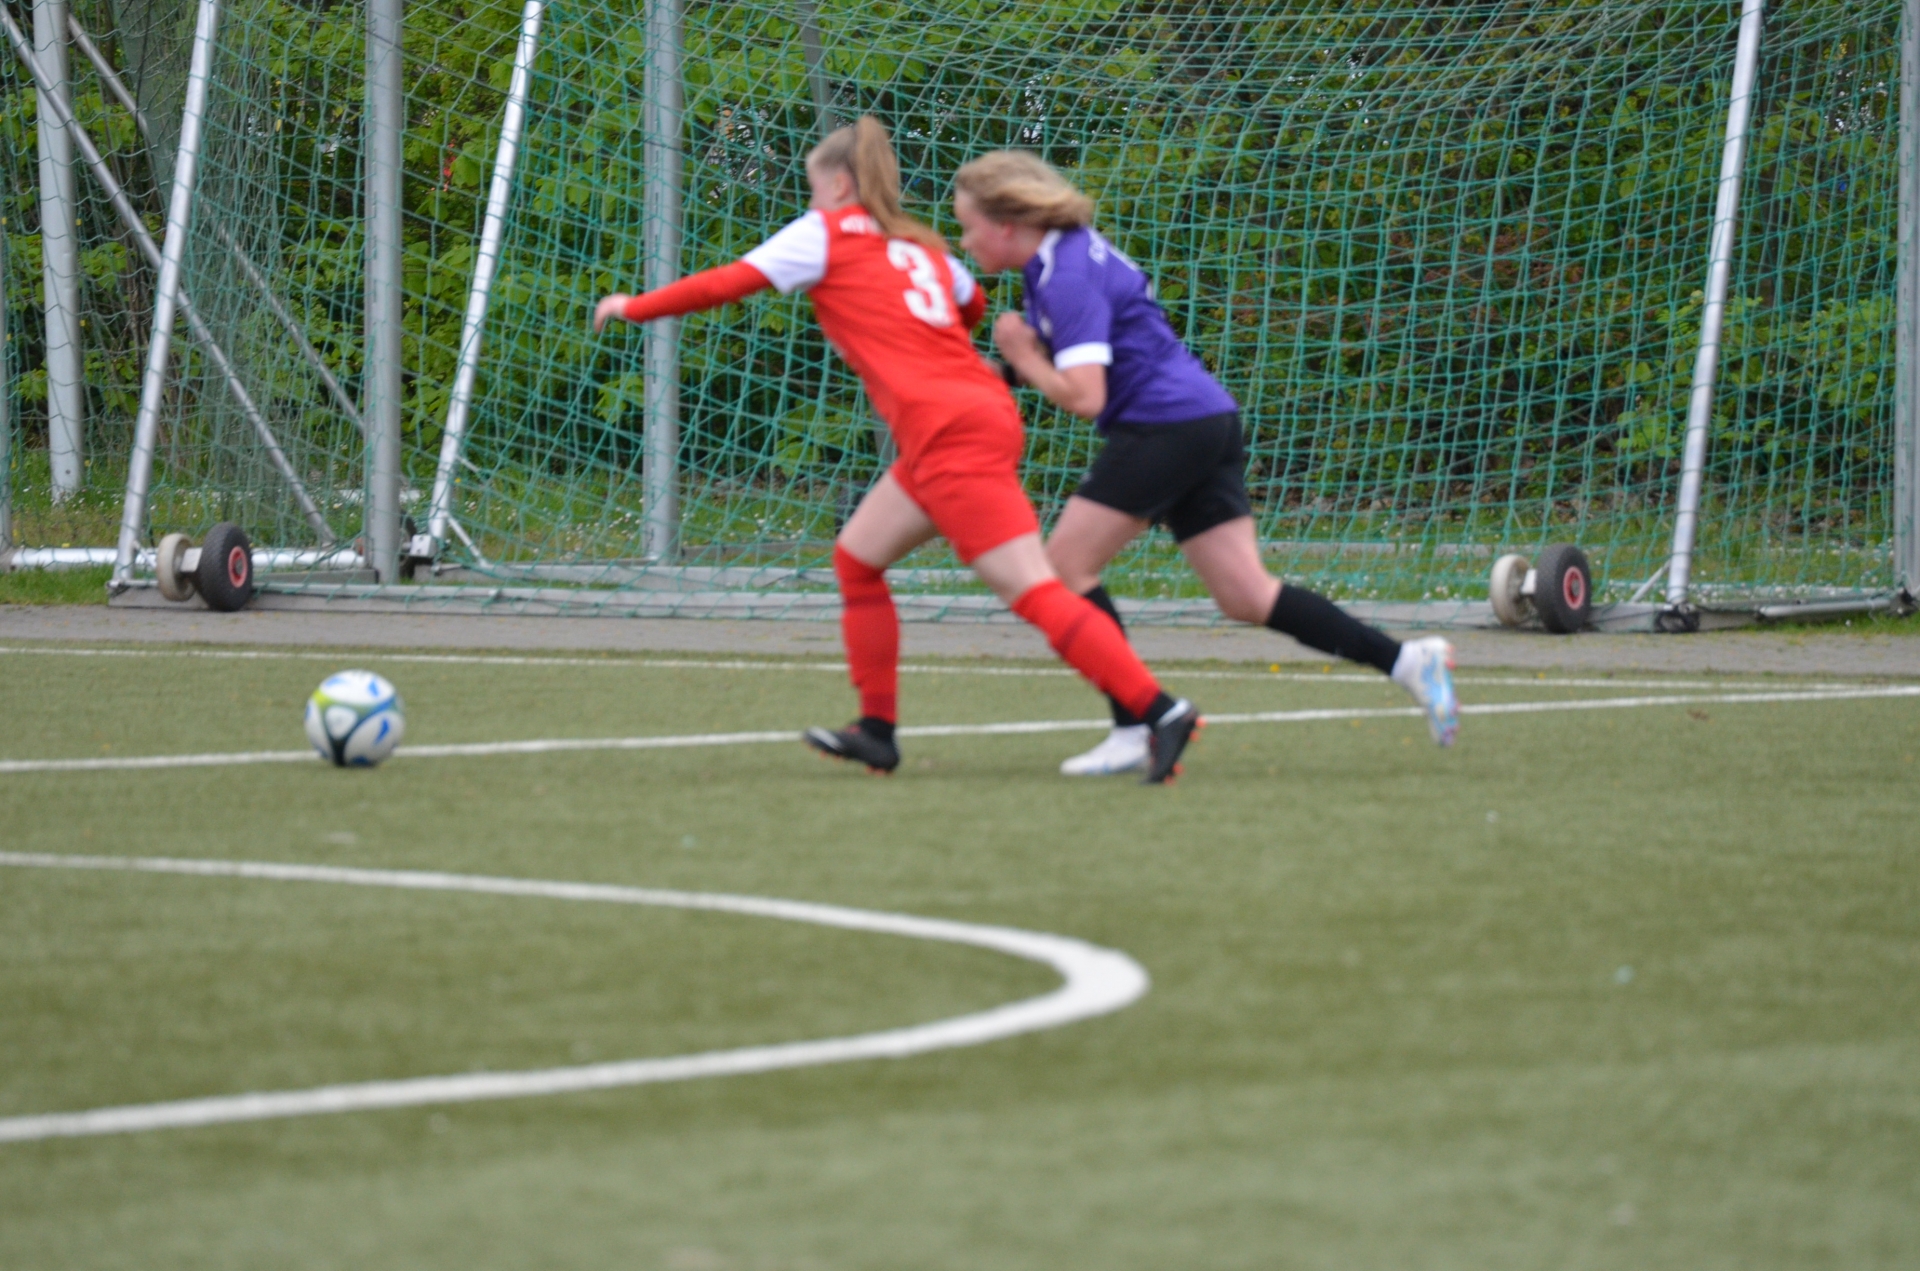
[593,260,773,332]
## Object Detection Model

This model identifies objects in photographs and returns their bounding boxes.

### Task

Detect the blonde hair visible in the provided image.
[808,116,946,253]
[952,150,1094,229]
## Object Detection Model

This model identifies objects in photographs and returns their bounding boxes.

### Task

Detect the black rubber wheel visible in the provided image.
[195,522,255,611]
[1533,543,1592,634]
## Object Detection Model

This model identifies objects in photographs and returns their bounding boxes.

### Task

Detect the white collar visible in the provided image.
[1036,228,1063,286]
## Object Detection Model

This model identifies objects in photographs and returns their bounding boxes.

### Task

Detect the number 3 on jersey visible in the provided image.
[887,240,953,327]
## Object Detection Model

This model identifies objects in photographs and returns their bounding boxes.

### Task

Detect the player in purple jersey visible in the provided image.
[953,150,1459,775]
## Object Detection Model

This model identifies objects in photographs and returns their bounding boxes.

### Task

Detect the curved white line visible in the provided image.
[0,853,1149,1144]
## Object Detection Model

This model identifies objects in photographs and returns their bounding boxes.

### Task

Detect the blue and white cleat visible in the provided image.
[1060,724,1151,776]
[1392,636,1459,747]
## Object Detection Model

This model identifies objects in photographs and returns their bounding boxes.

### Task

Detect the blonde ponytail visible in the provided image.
[953,150,1094,229]
[808,116,947,253]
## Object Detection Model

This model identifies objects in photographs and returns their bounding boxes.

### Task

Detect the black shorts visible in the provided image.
[1074,411,1252,542]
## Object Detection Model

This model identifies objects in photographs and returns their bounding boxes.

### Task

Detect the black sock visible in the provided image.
[1083,584,1145,728]
[1265,586,1401,676]
[857,716,896,744]
[1142,691,1180,727]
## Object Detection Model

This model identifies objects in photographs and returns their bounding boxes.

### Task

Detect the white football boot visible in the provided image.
[1060,724,1151,775]
[1391,636,1460,747]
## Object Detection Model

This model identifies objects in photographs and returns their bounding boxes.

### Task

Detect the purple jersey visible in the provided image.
[1022,226,1237,430]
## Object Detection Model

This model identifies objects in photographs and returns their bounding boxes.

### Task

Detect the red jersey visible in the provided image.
[743,206,1011,450]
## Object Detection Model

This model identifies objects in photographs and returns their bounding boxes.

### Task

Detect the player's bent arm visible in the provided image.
[958,286,988,330]
[947,253,987,329]
[993,311,1107,418]
[593,260,773,331]
[1028,362,1107,419]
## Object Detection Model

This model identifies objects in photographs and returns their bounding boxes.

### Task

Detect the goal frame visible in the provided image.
[5,0,1910,626]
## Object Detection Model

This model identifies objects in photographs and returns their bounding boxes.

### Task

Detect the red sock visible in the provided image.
[1012,579,1162,720]
[835,544,898,723]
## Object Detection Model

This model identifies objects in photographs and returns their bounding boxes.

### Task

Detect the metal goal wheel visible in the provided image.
[155,532,197,602]
[1489,553,1533,628]
[1533,543,1592,633]
[195,522,256,612]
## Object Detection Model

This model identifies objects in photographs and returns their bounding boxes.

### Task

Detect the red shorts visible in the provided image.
[889,404,1041,564]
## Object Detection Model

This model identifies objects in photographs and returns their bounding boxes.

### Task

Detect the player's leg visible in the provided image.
[915,415,1165,724]
[1045,495,1154,774]
[1043,419,1229,775]
[1178,516,1458,747]
[967,530,1198,782]
[803,472,938,772]
[902,408,1199,782]
[1045,495,1151,595]
[1154,413,1458,747]
[962,516,1155,719]
[1179,515,1382,657]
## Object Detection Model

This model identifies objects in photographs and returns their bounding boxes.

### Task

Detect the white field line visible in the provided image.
[0,853,1149,1144]
[1208,682,1920,725]
[2,685,1915,776]
[0,645,1878,693]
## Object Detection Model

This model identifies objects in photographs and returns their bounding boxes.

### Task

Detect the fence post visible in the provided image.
[33,0,82,503]
[796,0,835,134]
[642,0,681,563]
[1900,0,1920,600]
[1662,0,1765,622]
[364,0,405,582]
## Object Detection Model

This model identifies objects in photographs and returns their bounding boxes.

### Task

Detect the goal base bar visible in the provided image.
[101,579,1894,633]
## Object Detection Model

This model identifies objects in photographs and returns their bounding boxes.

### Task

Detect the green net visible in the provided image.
[1,0,193,551]
[2,0,1908,621]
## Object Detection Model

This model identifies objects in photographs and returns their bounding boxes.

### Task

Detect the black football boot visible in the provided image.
[803,719,901,773]
[1141,698,1202,785]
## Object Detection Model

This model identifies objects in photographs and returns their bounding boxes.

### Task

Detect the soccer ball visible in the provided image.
[304,670,406,767]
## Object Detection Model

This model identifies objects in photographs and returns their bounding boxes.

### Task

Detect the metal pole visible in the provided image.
[423,0,543,557]
[796,0,835,135]
[1900,0,1920,598]
[33,0,82,502]
[364,0,405,582]
[642,0,681,563]
[104,0,220,587]
[1,5,335,559]
[68,14,365,438]
[1664,0,1765,614]
[1,216,11,557]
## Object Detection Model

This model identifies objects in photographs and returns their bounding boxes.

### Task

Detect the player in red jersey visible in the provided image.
[595,117,1200,782]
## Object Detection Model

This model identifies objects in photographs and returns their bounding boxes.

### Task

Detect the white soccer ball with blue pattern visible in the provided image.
[304,670,405,767]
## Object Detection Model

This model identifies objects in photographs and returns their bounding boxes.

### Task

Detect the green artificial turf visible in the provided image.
[1740,608,1920,638]
[0,565,111,605]
[1,647,1917,1270]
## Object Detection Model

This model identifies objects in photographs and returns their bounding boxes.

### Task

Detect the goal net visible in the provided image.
[2,0,1911,625]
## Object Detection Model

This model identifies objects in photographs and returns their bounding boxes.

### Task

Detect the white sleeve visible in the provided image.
[945,254,977,307]
[743,212,829,294]
[1054,342,1113,369]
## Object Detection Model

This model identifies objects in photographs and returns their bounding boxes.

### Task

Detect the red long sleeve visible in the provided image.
[621,260,772,323]
[958,285,987,330]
